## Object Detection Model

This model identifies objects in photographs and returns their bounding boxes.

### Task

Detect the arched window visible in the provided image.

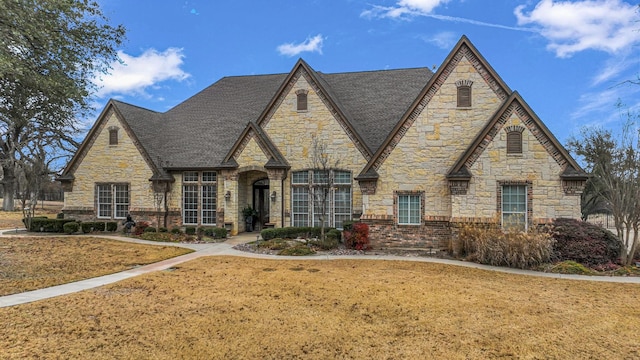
[296,89,308,111]
[505,126,525,154]
[456,80,473,108]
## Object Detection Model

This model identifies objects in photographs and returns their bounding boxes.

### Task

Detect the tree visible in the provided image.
[567,110,640,265]
[310,136,340,242]
[0,0,125,210]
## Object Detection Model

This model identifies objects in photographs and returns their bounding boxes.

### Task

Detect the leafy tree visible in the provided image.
[0,0,125,210]
[567,110,640,265]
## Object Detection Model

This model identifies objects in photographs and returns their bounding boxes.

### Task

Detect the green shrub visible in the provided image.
[81,222,95,234]
[549,218,622,266]
[94,222,106,231]
[106,222,118,232]
[327,229,342,242]
[202,227,227,239]
[278,244,316,256]
[548,260,594,275]
[261,228,277,240]
[158,227,168,233]
[24,217,75,233]
[185,226,196,235]
[140,232,176,242]
[309,237,339,250]
[63,222,79,234]
[56,213,64,219]
[257,238,289,250]
[171,227,182,234]
[144,227,157,233]
[260,226,334,241]
[455,223,554,269]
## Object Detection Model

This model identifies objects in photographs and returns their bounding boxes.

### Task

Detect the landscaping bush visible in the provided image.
[343,222,370,250]
[106,222,118,232]
[140,232,176,242]
[133,221,150,236]
[548,260,594,275]
[257,238,289,251]
[81,222,95,234]
[24,217,76,233]
[327,229,342,243]
[308,236,339,250]
[63,222,79,234]
[56,213,64,219]
[260,227,333,241]
[185,226,196,235]
[203,227,227,239]
[278,244,316,256]
[144,227,157,233]
[171,227,182,234]
[158,227,168,233]
[94,222,106,231]
[455,223,554,269]
[549,218,622,266]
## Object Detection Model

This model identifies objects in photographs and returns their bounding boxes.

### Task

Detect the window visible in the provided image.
[296,90,308,111]
[108,127,118,145]
[96,183,129,219]
[506,131,523,154]
[398,194,421,225]
[182,171,217,225]
[502,185,527,230]
[456,80,473,108]
[291,169,352,229]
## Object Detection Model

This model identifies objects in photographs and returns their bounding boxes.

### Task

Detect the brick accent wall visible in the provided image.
[361,216,452,250]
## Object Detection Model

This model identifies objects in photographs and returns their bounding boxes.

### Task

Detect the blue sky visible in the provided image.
[91,0,640,146]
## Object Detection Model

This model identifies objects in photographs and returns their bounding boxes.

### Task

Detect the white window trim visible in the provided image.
[397,194,421,225]
[501,184,528,230]
[290,169,352,229]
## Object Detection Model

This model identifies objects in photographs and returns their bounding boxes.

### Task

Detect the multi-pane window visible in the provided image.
[96,183,129,219]
[502,185,527,230]
[398,194,421,225]
[182,171,217,225]
[291,169,352,229]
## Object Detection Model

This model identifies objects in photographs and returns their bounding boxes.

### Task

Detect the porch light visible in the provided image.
[270,191,277,202]
[225,191,231,201]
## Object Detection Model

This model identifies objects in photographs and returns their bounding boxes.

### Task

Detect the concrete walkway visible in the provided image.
[1,230,639,308]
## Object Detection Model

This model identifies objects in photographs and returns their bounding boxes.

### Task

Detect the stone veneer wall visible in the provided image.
[62,111,158,226]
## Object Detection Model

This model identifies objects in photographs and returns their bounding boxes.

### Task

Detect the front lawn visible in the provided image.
[1,256,639,359]
[0,237,193,296]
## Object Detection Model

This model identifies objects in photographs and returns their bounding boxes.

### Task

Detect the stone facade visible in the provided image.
[60,36,585,249]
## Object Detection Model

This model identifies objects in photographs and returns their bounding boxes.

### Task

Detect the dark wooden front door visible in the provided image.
[253,179,269,230]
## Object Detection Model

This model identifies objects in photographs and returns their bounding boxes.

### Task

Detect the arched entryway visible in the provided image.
[253,178,270,230]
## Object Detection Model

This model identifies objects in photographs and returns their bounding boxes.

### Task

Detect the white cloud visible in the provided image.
[277,35,325,57]
[421,31,457,49]
[515,0,640,58]
[95,48,190,98]
[591,54,639,86]
[361,0,450,19]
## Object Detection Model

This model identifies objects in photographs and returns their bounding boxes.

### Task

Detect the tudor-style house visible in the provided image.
[58,35,587,249]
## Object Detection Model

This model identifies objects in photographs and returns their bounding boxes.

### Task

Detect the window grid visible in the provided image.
[96,184,128,219]
[398,194,421,225]
[182,171,217,226]
[291,170,352,229]
[502,185,527,230]
[97,184,112,218]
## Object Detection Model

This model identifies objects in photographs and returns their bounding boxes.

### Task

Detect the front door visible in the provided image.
[253,179,270,230]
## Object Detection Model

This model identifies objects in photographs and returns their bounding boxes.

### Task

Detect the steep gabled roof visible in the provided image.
[219,122,289,169]
[447,91,588,179]
[59,100,168,181]
[358,35,512,179]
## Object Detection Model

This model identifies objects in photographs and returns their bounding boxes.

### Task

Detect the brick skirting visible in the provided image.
[361,217,452,250]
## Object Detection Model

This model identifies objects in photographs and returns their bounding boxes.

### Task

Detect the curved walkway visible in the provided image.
[1,230,639,308]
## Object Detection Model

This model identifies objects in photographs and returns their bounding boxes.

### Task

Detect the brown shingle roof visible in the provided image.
[101,62,433,170]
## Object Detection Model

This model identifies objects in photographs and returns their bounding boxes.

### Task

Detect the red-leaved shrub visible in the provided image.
[344,222,370,250]
[549,218,621,266]
[133,221,151,236]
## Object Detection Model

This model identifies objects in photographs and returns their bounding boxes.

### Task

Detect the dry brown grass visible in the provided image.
[0,200,62,229]
[0,237,193,296]
[2,256,639,359]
